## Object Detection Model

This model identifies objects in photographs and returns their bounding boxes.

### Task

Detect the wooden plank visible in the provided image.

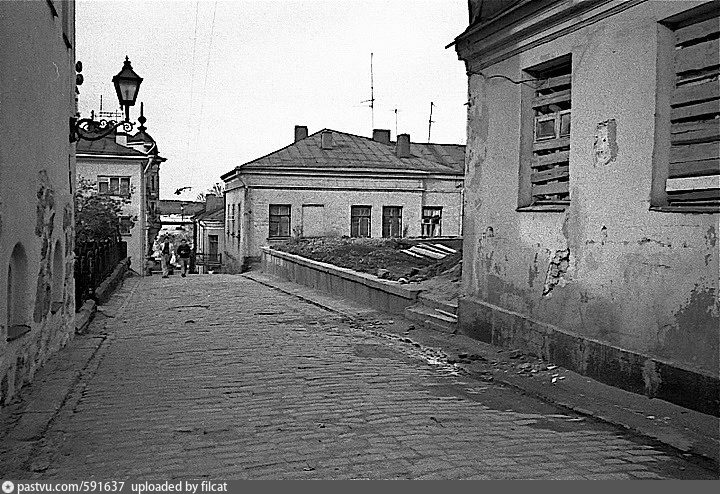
[667,188,720,203]
[671,99,720,121]
[676,38,720,73]
[671,119,720,145]
[669,158,720,178]
[532,181,569,196]
[670,141,720,163]
[672,79,720,107]
[532,136,570,152]
[532,89,571,108]
[531,167,569,183]
[532,150,570,168]
[535,74,571,91]
[666,175,720,191]
[675,17,720,45]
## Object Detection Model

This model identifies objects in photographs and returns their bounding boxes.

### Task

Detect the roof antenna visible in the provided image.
[99,94,103,112]
[427,101,435,143]
[393,108,398,138]
[361,53,375,131]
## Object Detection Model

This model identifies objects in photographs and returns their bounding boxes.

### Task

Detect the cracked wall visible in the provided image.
[458,3,719,378]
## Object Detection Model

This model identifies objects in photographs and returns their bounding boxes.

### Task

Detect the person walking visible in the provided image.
[176,239,192,277]
[160,236,174,278]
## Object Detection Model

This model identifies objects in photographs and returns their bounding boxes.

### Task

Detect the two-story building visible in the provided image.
[0,0,77,405]
[76,124,165,275]
[452,0,719,414]
[220,127,465,272]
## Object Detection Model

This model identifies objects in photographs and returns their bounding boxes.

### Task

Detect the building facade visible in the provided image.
[0,1,77,405]
[192,194,225,274]
[76,129,165,275]
[221,127,465,272]
[453,0,719,414]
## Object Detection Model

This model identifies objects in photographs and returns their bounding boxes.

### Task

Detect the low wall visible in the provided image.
[459,297,720,417]
[260,247,422,315]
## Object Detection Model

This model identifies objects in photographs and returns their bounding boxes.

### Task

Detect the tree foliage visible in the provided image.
[75,178,135,243]
[196,182,224,202]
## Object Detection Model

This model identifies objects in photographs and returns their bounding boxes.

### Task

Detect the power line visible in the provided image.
[185,1,200,162]
[192,0,218,168]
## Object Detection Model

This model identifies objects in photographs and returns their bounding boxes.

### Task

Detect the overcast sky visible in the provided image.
[76,0,469,201]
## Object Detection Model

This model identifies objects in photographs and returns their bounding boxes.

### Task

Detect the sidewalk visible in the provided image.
[243,270,720,473]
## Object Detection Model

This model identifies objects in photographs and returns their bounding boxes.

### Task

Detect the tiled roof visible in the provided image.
[75,133,148,157]
[195,208,225,222]
[234,129,465,175]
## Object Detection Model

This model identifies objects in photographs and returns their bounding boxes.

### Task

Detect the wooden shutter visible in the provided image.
[667,17,720,208]
[531,74,572,207]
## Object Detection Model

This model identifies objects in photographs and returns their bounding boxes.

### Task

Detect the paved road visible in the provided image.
[12,274,718,479]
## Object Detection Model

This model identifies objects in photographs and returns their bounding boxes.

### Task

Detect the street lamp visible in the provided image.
[70,56,144,142]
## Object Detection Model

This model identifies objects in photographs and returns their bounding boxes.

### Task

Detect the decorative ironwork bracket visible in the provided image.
[70,116,135,143]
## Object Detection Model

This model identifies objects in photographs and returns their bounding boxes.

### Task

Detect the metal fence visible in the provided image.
[74,237,127,311]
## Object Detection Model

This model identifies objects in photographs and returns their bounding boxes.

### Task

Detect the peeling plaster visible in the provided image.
[33,171,56,323]
[593,119,618,167]
[542,249,570,296]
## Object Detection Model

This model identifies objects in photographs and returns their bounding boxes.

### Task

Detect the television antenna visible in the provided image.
[360,53,375,130]
[427,101,435,143]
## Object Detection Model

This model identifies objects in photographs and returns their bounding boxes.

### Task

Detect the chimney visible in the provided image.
[205,193,221,212]
[396,133,411,158]
[115,131,127,147]
[320,130,333,150]
[294,125,308,142]
[372,129,391,145]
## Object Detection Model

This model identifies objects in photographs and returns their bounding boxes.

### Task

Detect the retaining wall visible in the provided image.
[260,247,422,315]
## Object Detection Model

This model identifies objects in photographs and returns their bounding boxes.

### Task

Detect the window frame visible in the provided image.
[382,206,403,238]
[350,205,372,238]
[421,206,443,237]
[518,55,573,213]
[269,204,291,239]
[119,216,133,236]
[652,6,720,213]
[97,176,131,197]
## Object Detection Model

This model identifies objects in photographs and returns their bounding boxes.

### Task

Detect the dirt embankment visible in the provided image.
[272,237,461,284]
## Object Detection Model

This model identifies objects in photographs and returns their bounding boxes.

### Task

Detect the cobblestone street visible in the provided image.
[2,274,717,480]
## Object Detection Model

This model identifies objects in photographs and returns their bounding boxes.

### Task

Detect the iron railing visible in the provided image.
[74,237,127,311]
[194,252,222,266]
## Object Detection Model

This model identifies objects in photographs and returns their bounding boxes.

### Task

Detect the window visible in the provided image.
[209,235,219,258]
[519,55,572,211]
[421,207,443,237]
[350,206,371,237]
[382,207,402,238]
[269,204,291,238]
[119,216,132,235]
[231,204,236,239]
[98,176,130,197]
[658,11,720,211]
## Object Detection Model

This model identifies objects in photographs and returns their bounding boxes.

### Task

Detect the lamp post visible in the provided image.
[70,56,144,142]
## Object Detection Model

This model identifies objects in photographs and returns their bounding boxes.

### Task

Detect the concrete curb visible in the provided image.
[245,270,719,473]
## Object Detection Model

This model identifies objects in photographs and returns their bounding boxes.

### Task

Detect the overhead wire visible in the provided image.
[184,0,201,167]
[191,0,218,188]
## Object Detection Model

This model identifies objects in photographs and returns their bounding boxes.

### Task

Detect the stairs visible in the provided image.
[404,295,458,333]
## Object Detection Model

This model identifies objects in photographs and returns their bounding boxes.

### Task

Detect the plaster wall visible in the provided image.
[223,172,464,266]
[460,1,719,377]
[0,1,76,404]
[76,159,146,271]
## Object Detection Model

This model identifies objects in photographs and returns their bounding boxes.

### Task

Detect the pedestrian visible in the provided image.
[160,235,174,278]
[176,239,192,277]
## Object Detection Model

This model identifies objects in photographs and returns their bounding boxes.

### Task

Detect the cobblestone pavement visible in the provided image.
[9,274,719,479]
